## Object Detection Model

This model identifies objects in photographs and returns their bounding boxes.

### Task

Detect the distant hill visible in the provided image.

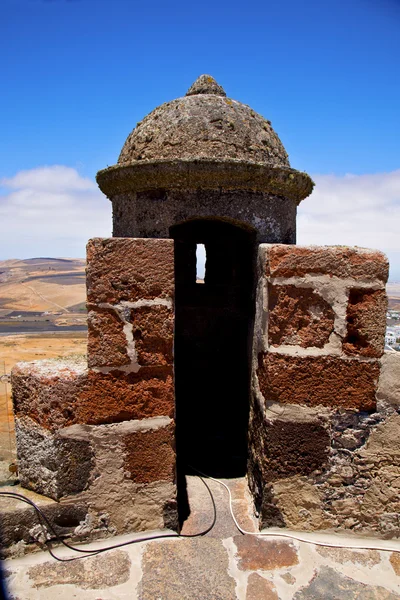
[387,283,400,311]
[0,258,86,315]
[1,257,399,314]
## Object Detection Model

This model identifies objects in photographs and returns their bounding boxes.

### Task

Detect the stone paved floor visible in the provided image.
[3,476,400,599]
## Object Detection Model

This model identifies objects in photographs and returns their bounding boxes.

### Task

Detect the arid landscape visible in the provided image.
[387,282,400,311]
[0,258,88,479]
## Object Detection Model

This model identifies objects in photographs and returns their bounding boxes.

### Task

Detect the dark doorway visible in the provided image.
[171,219,257,481]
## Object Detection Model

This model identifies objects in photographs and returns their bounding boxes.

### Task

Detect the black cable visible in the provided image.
[0,475,217,562]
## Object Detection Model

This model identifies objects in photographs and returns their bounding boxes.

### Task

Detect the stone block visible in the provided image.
[377,352,400,407]
[86,237,174,304]
[69,417,178,534]
[265,245,389,282]
[257,353,379,410]
[268,284,334,348]
[246,574,279,600]
[87,306,129,368]
[27,550,131,590]
[259,419,330,481]
[343,288,387,357]
[12,359,88,433]
[234,536,298,571]
[271,475,333,530]
[130,304,173,366]
[139,538,236,600]
[0,491,88,557]
[123,420,175,484]
[76,367,174,424]
[12,360,174,430]
[293,566,399,600]
[15,417,94,500]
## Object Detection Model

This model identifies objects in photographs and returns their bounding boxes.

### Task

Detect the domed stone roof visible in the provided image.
[118,75,290,167]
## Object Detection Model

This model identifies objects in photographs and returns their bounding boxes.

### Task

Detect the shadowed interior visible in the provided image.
[171,219,256,481]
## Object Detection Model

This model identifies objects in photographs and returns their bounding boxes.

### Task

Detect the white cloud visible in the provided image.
[1,165,399,280]
[298,170,400,280]
[0,165,111,258]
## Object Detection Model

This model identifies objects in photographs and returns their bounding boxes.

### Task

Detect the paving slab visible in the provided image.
[3,475,400,599]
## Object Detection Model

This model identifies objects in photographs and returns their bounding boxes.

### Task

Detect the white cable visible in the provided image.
[206,473,400,553]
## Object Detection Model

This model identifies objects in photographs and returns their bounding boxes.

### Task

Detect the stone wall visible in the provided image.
[112,187,297,244]
[11,237,178,537]
[247,244,400,537]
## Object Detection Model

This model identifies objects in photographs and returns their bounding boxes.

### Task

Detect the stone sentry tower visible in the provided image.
[96,74,314,479]
[9,76,396,549]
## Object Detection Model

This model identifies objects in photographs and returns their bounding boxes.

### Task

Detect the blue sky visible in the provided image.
[1,0,400,278]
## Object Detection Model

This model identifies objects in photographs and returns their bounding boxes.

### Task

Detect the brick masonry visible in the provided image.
[11,238,178,540]
[250,243,395,537]
[10,239,399,544]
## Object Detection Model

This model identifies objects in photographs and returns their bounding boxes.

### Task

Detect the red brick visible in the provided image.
[87,238,174,304]
[257,353,379,410]
[343,288,387,358]
[87,306,129,368]
[266,245,389,282]
[123,422,175,484]
[268,284,334,348]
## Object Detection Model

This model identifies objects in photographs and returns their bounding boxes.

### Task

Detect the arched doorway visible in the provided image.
[171,219,257,480]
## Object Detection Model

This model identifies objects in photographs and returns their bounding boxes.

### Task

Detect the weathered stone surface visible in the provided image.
[13,360,174,429]
[15,417,94,500]
[390,552,400,575]
[28,550,131,589]
[87,306,129,368]
[293,566,400,599]
[130,304,173,366]
[12,359,87,433]
[139,538,236,599]
[0,484,88,556]
[266,245,389,283]
[112,187,298,243]
[377,352,400,407]
[181,476,257,539]
[77,367,174,424]
[272,476,333,530]
[234,536,298,571]
[118,80,290,167]
[259,419,330,481]
[316,546,381,566]
[61,418,178,534]
[86,238,174,304]
[268,284,335,348]
[257,354,379,410]
[246,573,278,600]
[343,289,387,357]
[186,73,227,97]
[123,421,175,484]
[281,572,296,584]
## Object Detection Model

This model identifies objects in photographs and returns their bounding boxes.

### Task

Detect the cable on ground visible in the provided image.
[0,474,216,562]
[1,466,400,562]
[190,467,400,554]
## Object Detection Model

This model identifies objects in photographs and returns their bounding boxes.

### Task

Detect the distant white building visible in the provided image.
[386,330,396,346]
